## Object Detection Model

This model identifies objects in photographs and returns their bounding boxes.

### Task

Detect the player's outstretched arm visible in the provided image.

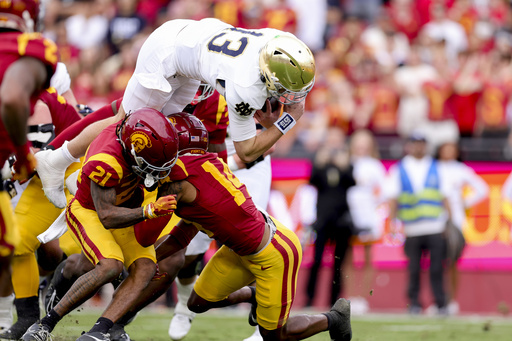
[91,182,177,229]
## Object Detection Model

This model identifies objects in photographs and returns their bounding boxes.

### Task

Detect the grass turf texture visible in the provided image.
[45,308,512,341]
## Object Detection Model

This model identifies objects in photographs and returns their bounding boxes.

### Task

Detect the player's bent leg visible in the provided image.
[22,257,125,340]
[101,257,156,323]
[0,253,40,340]
[45,253,94,315]
[79,258,155,341]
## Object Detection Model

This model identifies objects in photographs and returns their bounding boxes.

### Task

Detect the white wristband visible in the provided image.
[273,112,296,135]
[227,155,239,171]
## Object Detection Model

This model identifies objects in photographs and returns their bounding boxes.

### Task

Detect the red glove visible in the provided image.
[143,195,177,219]
[13,144,36,181]
[134,215,173,247]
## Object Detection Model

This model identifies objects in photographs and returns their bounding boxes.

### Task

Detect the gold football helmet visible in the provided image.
[259,35,316,105]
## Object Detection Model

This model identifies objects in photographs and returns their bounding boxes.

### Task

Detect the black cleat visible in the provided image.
[108,324,132,341]
[328,298,352,341]
[21,323,53,341]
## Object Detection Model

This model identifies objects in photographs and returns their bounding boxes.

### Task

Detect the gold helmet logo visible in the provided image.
[130,132,152,153]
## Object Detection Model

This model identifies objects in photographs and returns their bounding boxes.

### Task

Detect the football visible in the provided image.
[261,97,280,112]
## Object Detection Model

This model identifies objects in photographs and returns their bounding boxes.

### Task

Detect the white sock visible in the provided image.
[0,293,14,327]
[175,278,196,319]
[60,141,80,164]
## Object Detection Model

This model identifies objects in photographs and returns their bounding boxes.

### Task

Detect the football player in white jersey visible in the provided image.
[35,18,316,209]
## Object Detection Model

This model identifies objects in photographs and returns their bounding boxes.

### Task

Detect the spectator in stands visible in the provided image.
[452,50,483,137]
[437,141,489,315]
[385,132,450,315]
[65,0,110,51]
[475,52,512,138]
[345,129,387,314]
[360,9,410,67]
[394,44,438,139]
[106,0,147,54]
[386,0,422,42]
[306,127,356,307]
[421,2,468,67]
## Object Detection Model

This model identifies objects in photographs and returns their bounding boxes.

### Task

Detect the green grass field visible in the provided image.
[46,307,512,341]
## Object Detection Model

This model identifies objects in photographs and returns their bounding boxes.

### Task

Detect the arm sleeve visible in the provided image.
[169,222,199,249]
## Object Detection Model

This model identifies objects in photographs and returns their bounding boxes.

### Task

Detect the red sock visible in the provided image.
[49,98,122,149]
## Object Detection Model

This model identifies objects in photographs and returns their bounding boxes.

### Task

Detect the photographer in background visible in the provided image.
[306,127,356,307]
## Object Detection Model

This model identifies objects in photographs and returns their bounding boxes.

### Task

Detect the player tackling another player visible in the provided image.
[35,17,315,211]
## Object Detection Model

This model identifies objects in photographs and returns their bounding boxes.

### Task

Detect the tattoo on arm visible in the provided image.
[158,181,183,198]
[91,182,145,229]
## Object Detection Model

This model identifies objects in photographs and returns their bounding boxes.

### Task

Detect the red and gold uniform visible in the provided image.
[0,31,58,257]
[68,124,155,266]
[192,92,229,150]
[12,86,86,299]
[423,80,454,121]
[369,83,399,135]
[477,81,512,134]
[167,154,302,330]
[39,87,82,135]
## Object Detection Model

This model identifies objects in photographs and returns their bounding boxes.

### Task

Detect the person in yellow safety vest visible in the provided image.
[385,132,451,316]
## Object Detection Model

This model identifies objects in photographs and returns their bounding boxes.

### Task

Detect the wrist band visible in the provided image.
[273,112,296,135]
[143,204,155,219]
[245,155,265,169]
[227,155,239,171]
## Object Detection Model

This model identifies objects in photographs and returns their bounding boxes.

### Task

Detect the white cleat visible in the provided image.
[168,314,192,341]
[35,149,69,209]
[243,327,263,341]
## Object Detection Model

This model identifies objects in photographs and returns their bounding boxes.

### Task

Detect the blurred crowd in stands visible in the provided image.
[40,0,512,160]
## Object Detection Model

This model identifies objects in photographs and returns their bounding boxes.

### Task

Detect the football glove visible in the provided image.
[143,194,177,219]
[13,144,37,181]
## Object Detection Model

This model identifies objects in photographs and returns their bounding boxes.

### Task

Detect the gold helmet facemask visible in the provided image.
[259,35,316,105]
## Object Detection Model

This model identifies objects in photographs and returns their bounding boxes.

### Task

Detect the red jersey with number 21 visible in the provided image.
[75,123,142,210]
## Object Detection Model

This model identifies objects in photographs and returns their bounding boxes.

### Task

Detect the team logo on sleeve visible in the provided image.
[234,102,254,117]
[130,132,152,152]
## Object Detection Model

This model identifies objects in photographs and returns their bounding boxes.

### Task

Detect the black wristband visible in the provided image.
[245,155,265,169]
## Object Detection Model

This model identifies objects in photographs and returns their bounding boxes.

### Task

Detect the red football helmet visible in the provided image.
[0,0,40,32]
[117,108,179,187]
[168,112,209,155]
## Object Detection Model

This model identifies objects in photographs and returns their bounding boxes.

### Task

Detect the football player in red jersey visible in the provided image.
[0,0,58,334]
[0,80,84,340]
[127,152,352,341]
[22,108,180,341]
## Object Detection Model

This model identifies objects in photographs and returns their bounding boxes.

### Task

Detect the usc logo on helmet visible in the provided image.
[130,132,152,153]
